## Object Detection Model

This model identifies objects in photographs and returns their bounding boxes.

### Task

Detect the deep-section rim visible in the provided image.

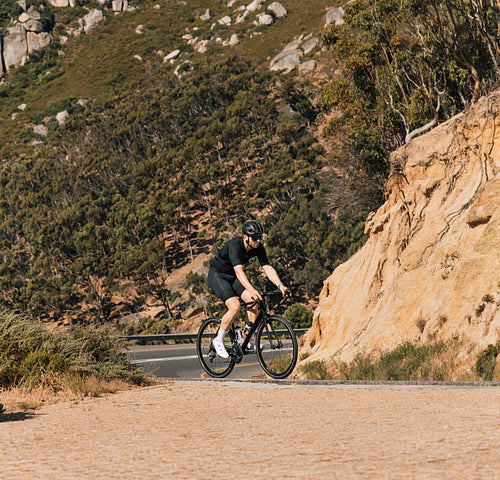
[256,315,298,379]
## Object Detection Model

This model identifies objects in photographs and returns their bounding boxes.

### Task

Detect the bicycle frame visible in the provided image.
[228,293,281,356]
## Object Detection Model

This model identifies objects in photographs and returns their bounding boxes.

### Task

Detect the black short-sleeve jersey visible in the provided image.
[209,237,270,275]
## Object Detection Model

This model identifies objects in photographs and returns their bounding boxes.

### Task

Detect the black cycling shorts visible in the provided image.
[207,268,245,303]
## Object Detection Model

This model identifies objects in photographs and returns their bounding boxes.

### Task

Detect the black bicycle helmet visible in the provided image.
[242,220,264,236]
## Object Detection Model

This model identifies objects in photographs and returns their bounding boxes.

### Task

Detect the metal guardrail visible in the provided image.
[122,328,308,342]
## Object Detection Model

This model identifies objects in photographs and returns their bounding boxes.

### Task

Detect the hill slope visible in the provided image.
[1,0,358,326]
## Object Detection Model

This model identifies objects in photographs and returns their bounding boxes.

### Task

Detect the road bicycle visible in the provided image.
[196,291,298,379]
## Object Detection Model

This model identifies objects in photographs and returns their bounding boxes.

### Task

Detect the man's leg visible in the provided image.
[213,296,240,358]
[241,290,258,324]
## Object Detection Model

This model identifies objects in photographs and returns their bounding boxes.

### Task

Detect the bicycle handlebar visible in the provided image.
[243,290,289,309]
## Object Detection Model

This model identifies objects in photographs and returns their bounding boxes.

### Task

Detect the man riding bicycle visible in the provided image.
[207,220,289,358]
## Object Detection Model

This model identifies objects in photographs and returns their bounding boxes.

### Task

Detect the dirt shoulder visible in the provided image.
[1,381,499,479]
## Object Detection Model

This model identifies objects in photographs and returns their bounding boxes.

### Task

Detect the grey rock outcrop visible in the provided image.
[299,59,316,74]
[268,2,287,18]
[56,110,70,125]
[257,13,274,25]
[270,53,301,72]
[302,38,318,54]
[325,7,345,27]
[48,0,70,6]
[3,26,28,69]
[112,1,129,12]
[270,48,303,68]
[27,32,52,54]
[49,0,77,6]
[0,7,56,72]
[34,125,49,136]
[269,35,319,73]
[83,9,104,33]
[24,19,44,33]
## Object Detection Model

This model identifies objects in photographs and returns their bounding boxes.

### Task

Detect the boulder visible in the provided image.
[270,53,300,72]
[24,19,44,33]
[218,16,231,25]
[302,37,318,54]
[257,13,273,25]
[3,26,27,70]
[229,34,239,46]
[299,59,316,74]
[34,125,48,136]
[26,8,41,20]
[268,2,287,18]
[17,0,27,11]
[236,11,249,23]
[246,0,263,12]
[56,110,70,125]
[200,9,211,20]
[27,32,52,53]
[325,7,345,27]
[47,0,69,6]
[270,48,303,67]
[19,13,31,23]
[164,49,181,62]
[83,9,104,33]
[283,38,302,51]
[112,1,128,12]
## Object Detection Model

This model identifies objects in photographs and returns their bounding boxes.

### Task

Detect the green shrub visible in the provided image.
[300,359,331,380]
[339,342,454,381]
[284,303,313,329]
[475,343,500,381]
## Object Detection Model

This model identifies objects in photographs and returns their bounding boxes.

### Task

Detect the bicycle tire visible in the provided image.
[256,315,298,379]
[196,317,235,378]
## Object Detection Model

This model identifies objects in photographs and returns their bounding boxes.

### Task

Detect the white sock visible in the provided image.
[216,328,226,342]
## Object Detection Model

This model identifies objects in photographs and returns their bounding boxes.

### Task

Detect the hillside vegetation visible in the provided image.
[1,0,499,330]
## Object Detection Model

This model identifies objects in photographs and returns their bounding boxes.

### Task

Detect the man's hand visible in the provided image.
[278,284,291,298]
[248,287,262,301]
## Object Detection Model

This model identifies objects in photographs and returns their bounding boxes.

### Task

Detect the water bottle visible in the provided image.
[242,322,252,338]
[235,328,244,344]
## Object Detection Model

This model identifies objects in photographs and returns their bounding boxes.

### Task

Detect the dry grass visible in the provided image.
[0,376,136,414]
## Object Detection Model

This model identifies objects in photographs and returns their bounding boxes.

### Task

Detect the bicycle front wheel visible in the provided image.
[196,317,235,378]
[256,315,298,379]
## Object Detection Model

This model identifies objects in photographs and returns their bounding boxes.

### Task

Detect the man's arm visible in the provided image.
[234,264,261,300]
[262,265,289,296]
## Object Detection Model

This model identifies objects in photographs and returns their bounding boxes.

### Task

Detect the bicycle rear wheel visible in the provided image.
[196,317,235,378]
[256,315,298,379]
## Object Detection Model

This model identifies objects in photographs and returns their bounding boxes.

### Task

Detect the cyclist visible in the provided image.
[207,220,289,358]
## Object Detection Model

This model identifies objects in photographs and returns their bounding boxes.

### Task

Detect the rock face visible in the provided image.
[269,36,318,73]
[3,26,28,69]
[1,7,55,71]
[304,92,500,368]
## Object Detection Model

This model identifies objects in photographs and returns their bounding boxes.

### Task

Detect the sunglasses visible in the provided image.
[250,235,263,241]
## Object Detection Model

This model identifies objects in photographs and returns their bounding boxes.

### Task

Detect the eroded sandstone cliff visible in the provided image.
[304,91,500,369]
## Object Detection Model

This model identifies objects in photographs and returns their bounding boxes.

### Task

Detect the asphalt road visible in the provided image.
[126,343,265,379]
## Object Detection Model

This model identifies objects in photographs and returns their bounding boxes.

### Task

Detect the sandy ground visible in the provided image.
[1,381,499,479]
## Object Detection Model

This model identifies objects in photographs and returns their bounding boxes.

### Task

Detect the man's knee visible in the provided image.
[226,297,240,314]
